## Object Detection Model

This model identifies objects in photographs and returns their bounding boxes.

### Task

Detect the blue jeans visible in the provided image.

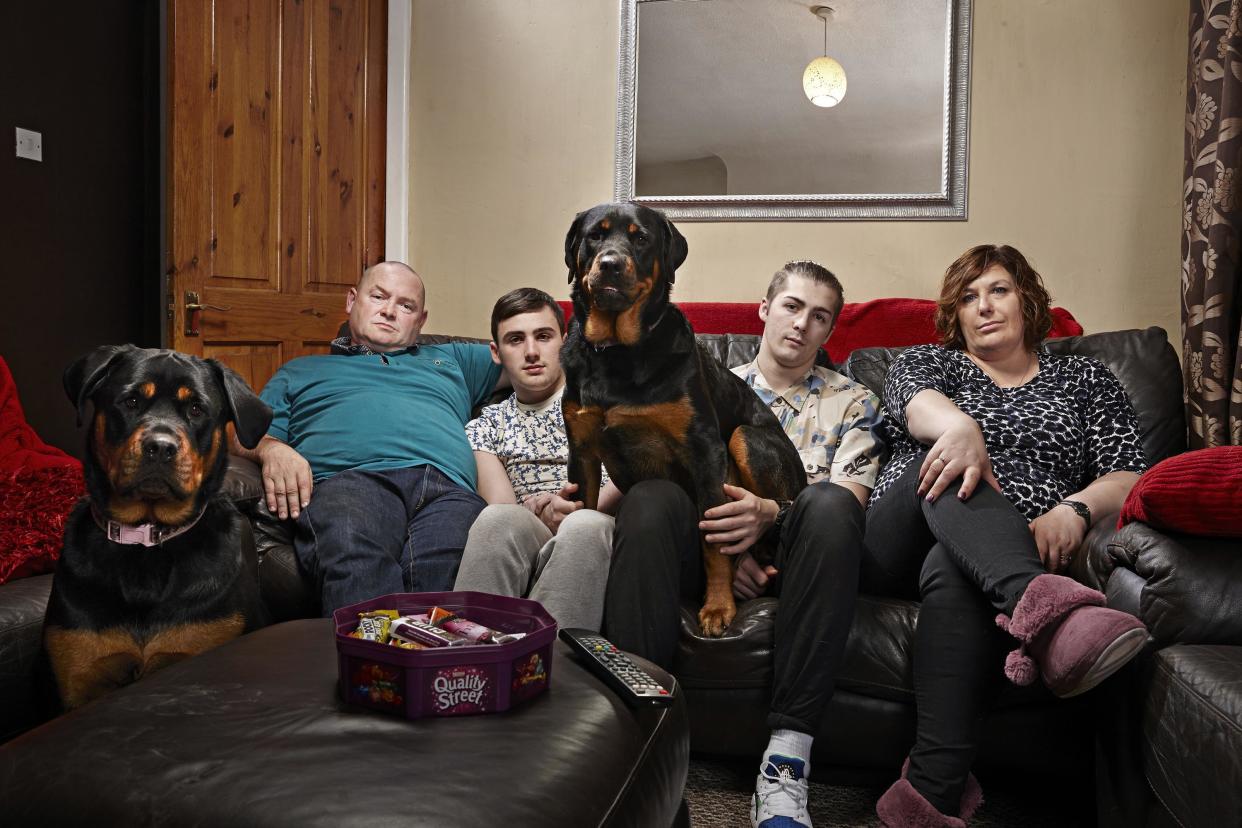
[293,465,486,615]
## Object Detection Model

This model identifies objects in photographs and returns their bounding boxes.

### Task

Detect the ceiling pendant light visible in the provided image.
[803,5,847,108]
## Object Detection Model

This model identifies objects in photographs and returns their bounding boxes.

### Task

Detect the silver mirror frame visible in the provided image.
[613,0,973,221]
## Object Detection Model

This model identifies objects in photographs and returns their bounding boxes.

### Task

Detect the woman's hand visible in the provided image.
[700,484,779,555]
[1031,470,1139,572]
[917,420,1002,502]
[1030,505,1087,572]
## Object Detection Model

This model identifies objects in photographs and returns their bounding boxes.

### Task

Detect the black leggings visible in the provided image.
[604,479,866,736]
[863,452,1047,814]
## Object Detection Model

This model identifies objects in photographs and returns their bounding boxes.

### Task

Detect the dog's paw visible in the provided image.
[698,602,735,638]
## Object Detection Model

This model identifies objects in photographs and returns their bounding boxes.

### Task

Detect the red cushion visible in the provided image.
[1118,447,1242,537]
[557,298,1082,364]
[0,465,84,585]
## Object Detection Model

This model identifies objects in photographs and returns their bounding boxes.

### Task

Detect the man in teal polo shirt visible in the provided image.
[233,261,503,614]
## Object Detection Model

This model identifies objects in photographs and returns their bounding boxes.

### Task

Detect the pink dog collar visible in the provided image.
[91,504,207,547]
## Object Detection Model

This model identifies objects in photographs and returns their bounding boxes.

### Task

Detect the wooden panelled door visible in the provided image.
[168,0,387,393]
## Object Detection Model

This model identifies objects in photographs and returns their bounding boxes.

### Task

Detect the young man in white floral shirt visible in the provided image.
[603,261,884,828]
[453,288,621,630]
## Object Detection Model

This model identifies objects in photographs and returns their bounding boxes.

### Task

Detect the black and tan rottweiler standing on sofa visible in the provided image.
[560,202,806,636]
[44,345,272,709]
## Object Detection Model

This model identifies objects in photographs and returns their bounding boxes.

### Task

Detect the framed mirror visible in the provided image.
[614,0,972,221]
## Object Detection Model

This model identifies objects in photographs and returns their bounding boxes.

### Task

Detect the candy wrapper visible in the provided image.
[350,614,391,643]
[413,607,526,645]
[390,617,472,647]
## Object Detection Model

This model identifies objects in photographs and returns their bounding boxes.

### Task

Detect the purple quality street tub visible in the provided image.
[334,591,557,719]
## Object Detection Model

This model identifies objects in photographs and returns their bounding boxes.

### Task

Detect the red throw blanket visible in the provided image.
[0,356,83,584]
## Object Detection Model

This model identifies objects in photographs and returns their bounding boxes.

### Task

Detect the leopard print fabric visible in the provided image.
[869,344,1147,520]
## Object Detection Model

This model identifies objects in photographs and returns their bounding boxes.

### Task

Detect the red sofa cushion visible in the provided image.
[557,298,1083,364]
[0,465,84,585]
[1118,447,1242,537]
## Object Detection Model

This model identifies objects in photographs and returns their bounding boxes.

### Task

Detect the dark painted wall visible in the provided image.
[0,1,160,458]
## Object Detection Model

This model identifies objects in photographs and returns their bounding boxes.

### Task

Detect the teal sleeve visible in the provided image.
[258,369,291,443]
[452,343,503,407]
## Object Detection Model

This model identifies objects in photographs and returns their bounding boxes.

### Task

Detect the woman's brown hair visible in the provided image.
[935,244,1053,351]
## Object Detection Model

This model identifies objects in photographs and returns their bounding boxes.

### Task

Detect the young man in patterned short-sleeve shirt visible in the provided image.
[453,288,621,631]
[604,262,884,828]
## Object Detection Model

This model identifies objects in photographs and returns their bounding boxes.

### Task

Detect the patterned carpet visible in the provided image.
[684,757,1094,827]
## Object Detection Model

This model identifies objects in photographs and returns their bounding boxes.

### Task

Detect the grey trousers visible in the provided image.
[453,504,614,631]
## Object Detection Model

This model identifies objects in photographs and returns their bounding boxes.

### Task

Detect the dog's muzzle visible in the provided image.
[587,251,636,311]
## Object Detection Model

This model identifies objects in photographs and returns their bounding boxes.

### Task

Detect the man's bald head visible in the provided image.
[346,261,429,352]
[359,261,425,307]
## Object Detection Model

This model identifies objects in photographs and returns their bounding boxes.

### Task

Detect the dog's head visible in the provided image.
[564,202,688,346]
[64,345,272,526]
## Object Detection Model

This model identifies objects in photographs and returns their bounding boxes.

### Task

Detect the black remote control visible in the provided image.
[559,628,674,706]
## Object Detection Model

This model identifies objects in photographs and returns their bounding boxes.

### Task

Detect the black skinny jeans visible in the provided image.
[863,451,1047,815]
[604,479,866,736]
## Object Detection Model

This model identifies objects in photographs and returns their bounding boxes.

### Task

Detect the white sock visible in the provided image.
[763,729,813,776]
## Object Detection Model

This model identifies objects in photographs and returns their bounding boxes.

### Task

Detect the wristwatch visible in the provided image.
[1058,498,1092,528]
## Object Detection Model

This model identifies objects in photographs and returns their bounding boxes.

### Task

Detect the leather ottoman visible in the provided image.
[0,619,690,827]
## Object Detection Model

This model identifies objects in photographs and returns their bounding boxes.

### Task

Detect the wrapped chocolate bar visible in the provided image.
[350,614,392,643]
[389,617,472,648]
[444,616,524,645]
[413,608,525,645]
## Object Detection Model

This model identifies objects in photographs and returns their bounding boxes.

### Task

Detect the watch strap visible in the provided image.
[1058,498,1092,528]
[765,499,794,544]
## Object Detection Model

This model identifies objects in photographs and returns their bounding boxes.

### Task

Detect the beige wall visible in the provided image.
[409,0,1186,343]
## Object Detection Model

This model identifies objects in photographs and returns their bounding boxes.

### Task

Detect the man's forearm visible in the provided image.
[230,433,283,464]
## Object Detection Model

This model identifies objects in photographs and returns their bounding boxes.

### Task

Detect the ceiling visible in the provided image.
[633,0,953,196]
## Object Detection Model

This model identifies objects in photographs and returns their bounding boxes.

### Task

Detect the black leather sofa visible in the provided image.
[1,325,1238,826]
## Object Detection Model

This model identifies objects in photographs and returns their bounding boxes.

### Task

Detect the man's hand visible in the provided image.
[917,421,1001,502]
[733,552,778,600]
[259,440,313,520]
[700,484,778,555]
[1030,505,1087,572]
[528,483,583,534]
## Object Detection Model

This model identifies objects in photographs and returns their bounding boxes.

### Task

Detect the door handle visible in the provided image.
[184,291,231,336]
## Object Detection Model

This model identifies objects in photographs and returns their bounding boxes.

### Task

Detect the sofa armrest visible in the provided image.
[246,499,319,622]
[223,455,318,621]
[1093,521,1242,646]
[222,454,264,504]
[1073,510,1125,592]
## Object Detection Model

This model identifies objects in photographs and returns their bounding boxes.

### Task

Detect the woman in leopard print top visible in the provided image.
[868,245,1150,828]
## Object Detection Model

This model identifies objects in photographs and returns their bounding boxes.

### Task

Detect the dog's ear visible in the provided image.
[660,215,688,285]
[564,209,590,284]
[63,345,135,426]
[208,360,273,449]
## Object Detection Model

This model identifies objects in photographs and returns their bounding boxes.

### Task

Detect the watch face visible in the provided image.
[1062,499,1091,523]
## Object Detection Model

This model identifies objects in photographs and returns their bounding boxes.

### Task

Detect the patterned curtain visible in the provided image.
[1184,0,1242,447]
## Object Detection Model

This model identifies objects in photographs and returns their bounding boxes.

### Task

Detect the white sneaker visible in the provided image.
[750,754,812,828]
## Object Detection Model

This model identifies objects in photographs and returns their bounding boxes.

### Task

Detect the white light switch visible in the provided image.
[15,127,42,162]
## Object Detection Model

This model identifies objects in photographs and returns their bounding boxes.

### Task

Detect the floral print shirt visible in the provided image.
[465,387,607,503]
[731,360,885,489]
